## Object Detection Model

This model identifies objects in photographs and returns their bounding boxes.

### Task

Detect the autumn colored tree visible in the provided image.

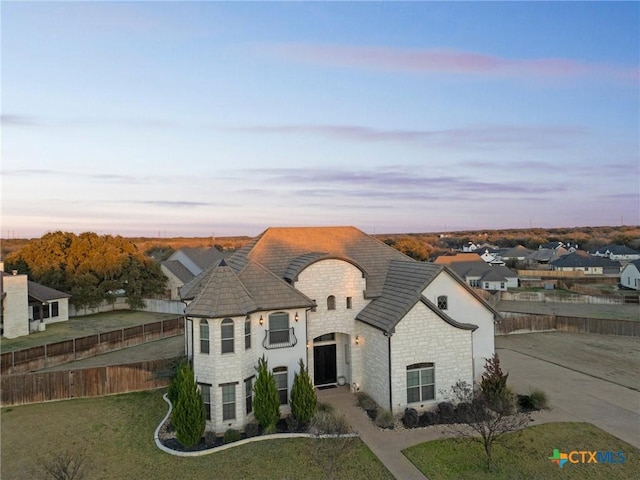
[3,231,166,310]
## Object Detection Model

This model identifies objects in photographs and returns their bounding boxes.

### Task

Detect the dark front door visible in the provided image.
[314,344,337,386]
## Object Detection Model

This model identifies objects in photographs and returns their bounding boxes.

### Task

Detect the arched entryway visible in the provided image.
[312,333,351,387]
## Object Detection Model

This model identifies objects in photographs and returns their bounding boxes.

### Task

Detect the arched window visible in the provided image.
[199,319,209,354]
[437,295,448,310]
[406,362,435,403]
[221,318,234,354]
[269,312,290,345]
[327,295,336,310]
[273,366,288,404]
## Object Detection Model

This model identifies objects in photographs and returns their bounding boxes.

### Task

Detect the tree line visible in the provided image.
[3,231,166,310]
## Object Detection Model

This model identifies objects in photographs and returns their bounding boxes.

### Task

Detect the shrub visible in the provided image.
[316,401,334,414]
[437,402,455,423]
[286,415,301,433]
[480,353,510,408]
[253,356,280,434]
[529,388,548,410]
[356,392,377,411]
[204,430,217,446]
[374,409,395,429]
[518,394,535,411]
[455,402,473,423]
[244,422,260,438]
[223,428,242,444]
[419,411,438,427]
[290,359,317,426]
[171,362,206,448]
[402,408,419,428]
[310,410,352,435]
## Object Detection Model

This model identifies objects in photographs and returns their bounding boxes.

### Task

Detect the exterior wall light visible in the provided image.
[295,312,299,322]
[259,315,264,326]
[355,335,360,345]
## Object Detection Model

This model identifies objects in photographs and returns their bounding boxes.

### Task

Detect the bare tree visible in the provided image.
[442,372,532,471]
[310,410,358,480]
[36,449,88,480]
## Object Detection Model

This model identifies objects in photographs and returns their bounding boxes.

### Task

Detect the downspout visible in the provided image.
[387,330,393,412]
[179,300,191,366]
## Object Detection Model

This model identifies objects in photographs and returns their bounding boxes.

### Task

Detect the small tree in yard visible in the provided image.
[443,354,531,472]
[290,358,317,428]
[36,449,88,480]
[171,362,206,448]
[253,355,280,434]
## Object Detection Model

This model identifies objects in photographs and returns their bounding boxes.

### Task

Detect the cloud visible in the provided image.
[262,44,639,83]
[129,200,212,208]
[230,123,587,150]
[1,115,40,126]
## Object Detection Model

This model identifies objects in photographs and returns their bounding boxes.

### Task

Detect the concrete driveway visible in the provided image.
[497,347,640,449]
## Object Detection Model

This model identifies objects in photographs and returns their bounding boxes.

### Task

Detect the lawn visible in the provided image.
[403,422,639,479]
[0,310,178,351]
[0,389,393,480]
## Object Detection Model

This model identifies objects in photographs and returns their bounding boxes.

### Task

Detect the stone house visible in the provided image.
[181,227,499,432]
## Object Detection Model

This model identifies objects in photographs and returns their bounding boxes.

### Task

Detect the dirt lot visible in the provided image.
[496,332,640,391]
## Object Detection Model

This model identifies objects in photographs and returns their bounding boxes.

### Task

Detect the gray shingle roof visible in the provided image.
[357,261,478,333]
[161,260,194,283]
[551,251,621,268]
[28,281,71,302]
[180,247,227,270]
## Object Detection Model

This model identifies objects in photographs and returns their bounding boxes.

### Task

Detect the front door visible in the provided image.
[313,344,337,386]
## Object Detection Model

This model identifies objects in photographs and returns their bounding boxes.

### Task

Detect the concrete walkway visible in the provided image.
[318,348,640,479]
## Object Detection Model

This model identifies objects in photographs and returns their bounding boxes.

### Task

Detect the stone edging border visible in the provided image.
[154,393,358,457]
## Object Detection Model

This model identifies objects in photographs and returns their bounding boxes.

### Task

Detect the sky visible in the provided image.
[2,1,639,239]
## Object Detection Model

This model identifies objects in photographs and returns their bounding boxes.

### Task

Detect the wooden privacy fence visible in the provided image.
[496,314,640,337]
[1,317,184,375]
[1,358,179,407]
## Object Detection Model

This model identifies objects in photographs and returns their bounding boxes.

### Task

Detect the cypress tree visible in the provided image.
[290,358,317,426]
[253,356,280,434]
[171,362,206,448]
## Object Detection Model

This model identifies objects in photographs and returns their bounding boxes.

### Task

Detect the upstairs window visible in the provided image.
[244,317,251,350]
[200,320,210,354]
[437,295,448,310]
[346,297,353,309]
[268,312,290,345]
[221,318,234,354]
[327,295,336,310]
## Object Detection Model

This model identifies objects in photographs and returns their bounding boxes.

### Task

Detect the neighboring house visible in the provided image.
[526,247,569,266]
[539,241,565,250]
[550,251,621,275]
[181,227,499,432]
[445,261,519,291]
[480,250,505,266]
[591,245,640,262]
[433,252,482,264]
[500,245,534,262]
[161,247,227,300]
[620,260,640,290]
[1,268,71,339]
[462,242,479,252]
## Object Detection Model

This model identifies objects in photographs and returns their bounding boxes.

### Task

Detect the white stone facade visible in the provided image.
[1,273,29,338]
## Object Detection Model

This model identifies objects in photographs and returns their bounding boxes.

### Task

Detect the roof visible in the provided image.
[622,259,640,272]
[179,247,227,270]
[28,281,71,302]
[183,259,314,318]
[357,261,478,333]
[501,245,534,258]
[182,226,500,330]
[528,247,569,263]
[551,251,621,268]
[433,253,482,265]
[446,261,518,282]
[234,226,409,298]
[161,260,195,283]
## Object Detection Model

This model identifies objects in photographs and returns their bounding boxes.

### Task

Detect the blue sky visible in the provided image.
[2,2,639,238]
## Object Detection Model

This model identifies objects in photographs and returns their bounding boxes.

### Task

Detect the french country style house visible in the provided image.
[180,227,499,432]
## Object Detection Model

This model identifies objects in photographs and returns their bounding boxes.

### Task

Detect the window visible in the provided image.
[500,282,505,289]
[51,301,59,318]
[199,383,211,420]
[484,282,490,289]
[269,312,290,345]
[222,384,236,420]
[313,333,335,343]
[327,295,336,310]
[406,363,435,403]
[346,297,352,309]
[273,367,288,405]
[469,279,480,288]
[244,317,251,350]
[221,318,234,354]
[244,377,254,414]
[437,295,448,310]
[200,320,210,354]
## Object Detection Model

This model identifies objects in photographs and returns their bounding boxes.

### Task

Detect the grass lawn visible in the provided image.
[0,310,178,351]
[1,389,393,480]
[403,422,639,479]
